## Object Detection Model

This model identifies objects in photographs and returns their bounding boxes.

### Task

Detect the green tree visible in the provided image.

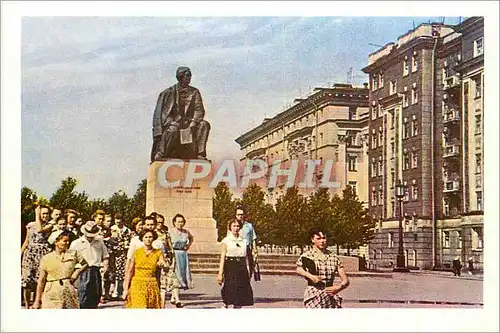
[274,186,307,249]
[130,179,147,222]
[21,186,38,225]
[213,182,236,241]
[49,177,89,214]
[82,198,108,221]
[304,187,334,245]
[107,190,132,222]
[240,183,275,245]
[331,186,376,255]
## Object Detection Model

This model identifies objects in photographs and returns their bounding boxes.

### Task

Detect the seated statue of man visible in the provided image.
[151,66,211,162]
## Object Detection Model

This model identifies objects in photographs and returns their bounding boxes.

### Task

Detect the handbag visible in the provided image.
[253,262,261,281]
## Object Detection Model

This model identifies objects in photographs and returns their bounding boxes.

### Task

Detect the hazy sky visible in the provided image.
[22,16,463,199]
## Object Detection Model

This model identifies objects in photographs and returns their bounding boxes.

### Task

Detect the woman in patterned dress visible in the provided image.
[110,213,131,299]
[169,213,194,307]
[296,228,349,308]
[21,205,54,308]
[123,230,166,308]
[32,230,88,309]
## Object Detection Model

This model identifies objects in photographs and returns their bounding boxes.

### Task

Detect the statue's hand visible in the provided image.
[189,122,197,129]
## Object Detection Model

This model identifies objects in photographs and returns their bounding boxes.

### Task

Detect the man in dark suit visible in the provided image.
[151,66,211,161]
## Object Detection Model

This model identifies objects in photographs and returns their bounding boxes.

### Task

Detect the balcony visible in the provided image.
[443,180,460,193]
[443,75,460,91]
[443,111,460,125]
[443,144,460,158]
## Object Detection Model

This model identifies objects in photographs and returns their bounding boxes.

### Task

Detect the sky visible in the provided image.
[21,16,464,199]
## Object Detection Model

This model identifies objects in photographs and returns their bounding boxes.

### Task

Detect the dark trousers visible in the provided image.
[78,266,102,309]
[152,120,211,161]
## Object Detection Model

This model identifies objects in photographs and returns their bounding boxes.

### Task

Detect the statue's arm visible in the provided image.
[191,89,205,125]
[152,91,165,137]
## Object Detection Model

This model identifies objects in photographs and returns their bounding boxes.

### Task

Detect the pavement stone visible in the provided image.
[97,273,482,309]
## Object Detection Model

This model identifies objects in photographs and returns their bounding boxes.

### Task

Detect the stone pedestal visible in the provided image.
[146,160,220,253]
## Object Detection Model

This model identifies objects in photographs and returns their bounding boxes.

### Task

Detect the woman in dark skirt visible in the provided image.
[217,219,254,308]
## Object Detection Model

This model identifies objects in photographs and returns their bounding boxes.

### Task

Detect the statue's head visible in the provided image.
[176,66,191,87]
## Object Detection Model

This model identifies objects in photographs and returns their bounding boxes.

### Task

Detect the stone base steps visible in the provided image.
[189,253,298,275]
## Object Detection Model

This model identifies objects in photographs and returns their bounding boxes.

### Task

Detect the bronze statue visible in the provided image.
[151,66,211,162]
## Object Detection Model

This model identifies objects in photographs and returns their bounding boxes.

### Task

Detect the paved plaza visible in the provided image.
[99,272,483,309]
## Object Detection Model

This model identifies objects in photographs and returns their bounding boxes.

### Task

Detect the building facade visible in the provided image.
[363,18,484,271]
[235,84,369,206]
[436,17,484,271]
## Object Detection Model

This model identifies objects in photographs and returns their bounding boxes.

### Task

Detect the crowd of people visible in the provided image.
[21,204,349,309]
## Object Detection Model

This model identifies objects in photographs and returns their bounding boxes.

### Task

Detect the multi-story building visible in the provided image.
[436,17,484,270]
[363,17,484,271]
[235,84,369,205]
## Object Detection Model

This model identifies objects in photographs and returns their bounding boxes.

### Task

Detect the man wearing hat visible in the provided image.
[151,66,211,161]
[70,221,109,308]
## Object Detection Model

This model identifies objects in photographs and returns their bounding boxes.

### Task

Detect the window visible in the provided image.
[388,232,394,248]
[348,155,357,171]
[443,231,450,248]
[378,130,383,147]
[475,76,482,98]
[476,154,482,174]
[475,115,482,134]
[477,191,483,211]
[412,152,418,168]
[378,190,383,206]
[372,74,379,91]
[403,91,409,107]
[371,160,377,177]
[319,133,323,145]
[403,56,409,76]
[403,121,410,139]
[348,181,357,196]
[457,231,462,249]
[476,174,482,189]
[404,186,410,202]
[372,104,377,120]
[391,201,396,217]
[411,86,418,104]
[412,184,418,200]
[390,111,395,129]
[390,142,395,158]
[391,171,395,188]
[348,106,356,120]
[412,53,418,72]
[412,119,418,136]
[390,80,397,95]
[475,137,482,150]
[371,134,377,149]
[403,152,410,170]
[444,200,450,216]
[379,72,385,87]
[378,160,384,176]
[372,190,377,206]
[474,37,484,57]
[472,227,483,250]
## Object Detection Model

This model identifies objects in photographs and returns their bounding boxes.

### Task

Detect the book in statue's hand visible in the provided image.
[180,128,193,144]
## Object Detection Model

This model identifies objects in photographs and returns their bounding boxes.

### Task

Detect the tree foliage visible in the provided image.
[213,182,236,241]
[274,186,307,247]
[239,184,275,245]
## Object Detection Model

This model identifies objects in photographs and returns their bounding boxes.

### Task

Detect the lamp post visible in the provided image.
[394,180,410,272]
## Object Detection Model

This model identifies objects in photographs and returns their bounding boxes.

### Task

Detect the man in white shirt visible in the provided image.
[70,221,109,308]
[236,206,258,275]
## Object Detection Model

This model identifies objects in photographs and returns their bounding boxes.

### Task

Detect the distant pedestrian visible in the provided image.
[296,228,349,308]
[235,206,258,275]
[217,219,254,308]
[468,257,474,275]
[452,256,462,276]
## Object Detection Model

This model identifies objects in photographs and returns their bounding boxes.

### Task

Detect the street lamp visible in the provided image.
[394,180,410,272]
